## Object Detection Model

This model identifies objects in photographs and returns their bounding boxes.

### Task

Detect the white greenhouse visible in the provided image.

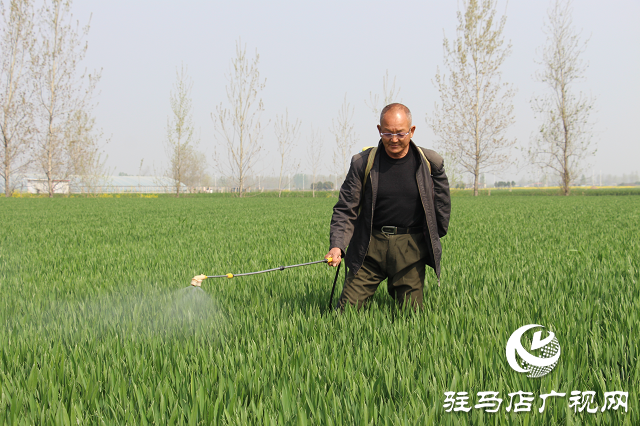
[2,175,187,194]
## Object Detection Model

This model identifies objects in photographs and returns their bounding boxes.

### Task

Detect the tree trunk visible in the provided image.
[562,84,570,196]
[47,137,53,198]
[278,162,283,198]
[474,71,480,197]
[473,169,479,196]
[4,156,9,197]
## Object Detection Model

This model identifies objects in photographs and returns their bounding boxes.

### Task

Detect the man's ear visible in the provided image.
[410,125,416,135]
[377,124,382,133]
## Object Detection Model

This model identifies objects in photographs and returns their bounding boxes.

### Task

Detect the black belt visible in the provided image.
[378,226,423,235]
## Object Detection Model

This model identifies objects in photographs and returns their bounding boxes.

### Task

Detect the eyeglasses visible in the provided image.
[379,132,411,139]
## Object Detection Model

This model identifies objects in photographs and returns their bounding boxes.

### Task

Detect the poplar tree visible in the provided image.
[213,39,266,197]
[529,0,595,195]
[306,126,323,198]
[329,94,357,183]
[365,70,401,119]
[274,109,300,197]
[31,0,102,197]
[165,65,198,197]
[430,0,516,196]
[0,0,34,196]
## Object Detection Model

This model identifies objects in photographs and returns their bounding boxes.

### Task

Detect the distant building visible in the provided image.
[71,176,186,194]
[4,175,187,194]
[26,177,70,194]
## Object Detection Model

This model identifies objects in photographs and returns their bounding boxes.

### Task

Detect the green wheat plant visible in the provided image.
[0,195,637,425]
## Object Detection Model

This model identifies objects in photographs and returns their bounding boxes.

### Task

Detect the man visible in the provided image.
[325,103,451,310]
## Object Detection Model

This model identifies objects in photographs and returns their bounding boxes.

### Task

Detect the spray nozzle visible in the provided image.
[191,274,208,287]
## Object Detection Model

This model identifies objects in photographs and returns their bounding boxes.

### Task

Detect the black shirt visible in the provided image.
[372,146,425,228]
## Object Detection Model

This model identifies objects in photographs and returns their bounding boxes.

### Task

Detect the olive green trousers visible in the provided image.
[338,229,429,310]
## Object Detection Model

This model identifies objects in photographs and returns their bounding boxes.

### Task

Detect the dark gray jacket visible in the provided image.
[329,140,451,278]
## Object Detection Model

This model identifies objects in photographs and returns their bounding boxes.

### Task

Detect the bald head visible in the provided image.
[377,103,415,159]
[380,103,412,126]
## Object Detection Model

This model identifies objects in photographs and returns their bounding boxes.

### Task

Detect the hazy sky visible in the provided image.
[71,0,640,182]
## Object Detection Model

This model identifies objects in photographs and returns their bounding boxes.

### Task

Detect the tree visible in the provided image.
[31,0,102,197]
[306,126,323,198]
[329,94,358,183]
[165,65,198,197]
[274,109,300,197]
[311,181,333,191]
[495,180,516,188]
[529,0,595,196]
[365,70,401,119]
[213,39,266,197]
[429,0,516,196]
[182,148,208,191]
[0,0,34,196]
[441,151,464,189]
[65,108,107,194]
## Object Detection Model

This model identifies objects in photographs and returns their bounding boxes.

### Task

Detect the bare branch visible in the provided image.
[329,94,358,182]
[365,70,401,119]
[274,109,300,197]
[212,39,266,197]
[0,0,35,196]
[428,0,516,196]
[529,0,595,195]
[306,125,323,197]
[30,0,103,197]
[164,64,200,197]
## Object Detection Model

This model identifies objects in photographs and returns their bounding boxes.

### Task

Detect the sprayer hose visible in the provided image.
[206,258,332,279]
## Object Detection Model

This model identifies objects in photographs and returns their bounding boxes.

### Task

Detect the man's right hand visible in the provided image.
[326,247,343,267]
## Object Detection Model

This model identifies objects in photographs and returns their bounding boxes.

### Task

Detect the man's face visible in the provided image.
[377,109,415,159]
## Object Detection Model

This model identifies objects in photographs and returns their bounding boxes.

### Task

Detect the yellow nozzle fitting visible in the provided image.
[226,273,234,278]
[326,257,333,263]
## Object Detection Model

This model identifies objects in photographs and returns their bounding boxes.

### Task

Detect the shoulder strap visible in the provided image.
[417,147,432,174]
[358,147,377,216]
[363,147,377,188]
[362,146,431,180]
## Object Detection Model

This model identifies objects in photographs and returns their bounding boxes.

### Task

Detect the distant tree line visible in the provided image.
[310,182,334,191]
[206,0,596,197]
[495,181,516,188]
[2,0,598,198]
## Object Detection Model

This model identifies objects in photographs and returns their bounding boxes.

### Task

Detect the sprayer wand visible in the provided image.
[191,257,333,286]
